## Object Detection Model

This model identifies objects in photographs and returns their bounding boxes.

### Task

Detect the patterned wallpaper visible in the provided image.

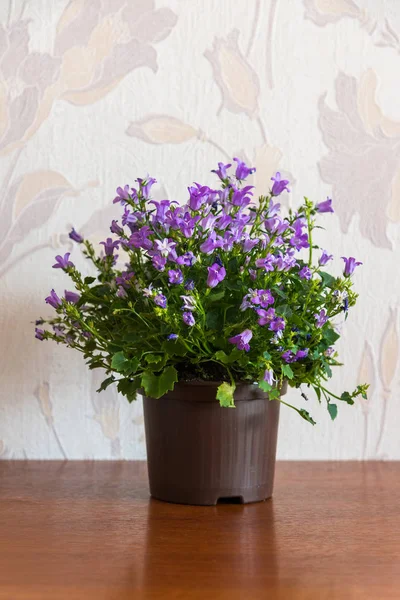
[0,0,399,460]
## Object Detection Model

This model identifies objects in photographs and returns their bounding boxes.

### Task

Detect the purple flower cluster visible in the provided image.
[39,156,364,406]
[282,348,309,363]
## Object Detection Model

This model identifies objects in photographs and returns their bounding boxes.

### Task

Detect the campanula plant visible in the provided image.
[35,159,368,424]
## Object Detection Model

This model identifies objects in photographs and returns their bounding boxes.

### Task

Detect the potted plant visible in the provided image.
[35,158,368,505]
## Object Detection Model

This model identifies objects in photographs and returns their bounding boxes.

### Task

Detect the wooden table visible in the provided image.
[0,461,399,599]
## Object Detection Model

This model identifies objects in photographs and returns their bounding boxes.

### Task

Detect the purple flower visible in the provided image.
[233,157,256,180]
[269,317,285,332]
[319,250,333,266]
[188,183,210,211]
[64,290,80,304]
[115,271,135,289]
[136,177,156,199]
[45,289,62,309]
[35,328,45,340]
[295,349,309,360]
[201,211,218,231]
[255,254,275,272]
[182,311,195,326]
[240,293,253,311]
[341,256,362,277]
[176,251,196,266]
[151,254,167,271]
[257,308,276,326]
[143,285,154,298]
[263,369,275,386]
[167,333,178,340]
[271,172,290,196]
[176,211,200,238]
[229,329,253,352]
[212,162,232,181]
[274,250,297,271]
[200,232,222,254]
[249,269,257,281]
[290,219,309,250]
[110,220,124,236]
[122,207,140,231]
[265,216,289,235]
[231,186,253,208]
[216,213,233,230]
[343,296,349,312]
[154,238,176,257]
[100,238,120,256]
[251,289,274,308]
[282,350,295,363]
[298,266,312,280]
[207,263,226,288]
[315,309,328,328]
[268,199,281,217]
[184,279,195,291]
[52,253,74,270]
[150,200,173,224]
[113,185,132,204]
[316,197,334,213]
[154,294,167,308]
[69,228,83,243]
[325,347,334,357]
[180,295,196,312]
[117,286,128,298]
[168,269,184,285]
[242,236,259,252]
[129,226,153,250]
[53,325,65,337]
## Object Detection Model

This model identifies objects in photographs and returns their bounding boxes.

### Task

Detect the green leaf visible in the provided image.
[84,276,96,285]
[322,361,332,378]
[214,348,242,364]
[268,388,280,400]
[146,354,164,364]
[206,310,220,329]
[224,280,241,291]
[96,376,115,393]
[117,378,141,403]
[281,364,294,379]
[324,327,340,345]
[327,403,338,421]
[162,339,187,356]
[276,304,292,318]
[314,386,321,403]
[271,286,286,299]
[340,391,354,405]
[263,350,271,360]
[208,290,225,303]
[111,352,139,375]
[258,380,272,392]
[216,382,236,407]
[111,351,128,372]
[318,271,336,288]
[298,409,316,425]
[141,366,178,399]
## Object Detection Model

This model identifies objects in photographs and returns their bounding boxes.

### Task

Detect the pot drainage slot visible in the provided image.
[217,496,244,504]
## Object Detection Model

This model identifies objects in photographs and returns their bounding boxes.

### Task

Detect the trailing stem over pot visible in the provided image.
[35,159,368,424]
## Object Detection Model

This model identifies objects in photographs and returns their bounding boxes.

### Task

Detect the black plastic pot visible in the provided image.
[143,381,286,506]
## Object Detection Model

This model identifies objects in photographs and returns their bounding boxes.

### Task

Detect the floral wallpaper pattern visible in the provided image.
[0,0,399,459]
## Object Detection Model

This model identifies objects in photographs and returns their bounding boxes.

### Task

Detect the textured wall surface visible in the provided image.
[0,0,399,460]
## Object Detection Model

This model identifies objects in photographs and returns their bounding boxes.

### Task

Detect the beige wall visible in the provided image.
[0,0,399,459]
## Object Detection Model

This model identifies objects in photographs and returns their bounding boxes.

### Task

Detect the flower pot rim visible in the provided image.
[141,379,287,401]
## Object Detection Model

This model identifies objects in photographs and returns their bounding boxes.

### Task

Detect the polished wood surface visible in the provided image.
[0,461,399,599]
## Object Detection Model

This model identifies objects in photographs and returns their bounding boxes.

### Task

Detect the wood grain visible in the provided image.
[0,461,399,599]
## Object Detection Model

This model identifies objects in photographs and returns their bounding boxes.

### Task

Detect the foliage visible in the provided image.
[35,159,368,423]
